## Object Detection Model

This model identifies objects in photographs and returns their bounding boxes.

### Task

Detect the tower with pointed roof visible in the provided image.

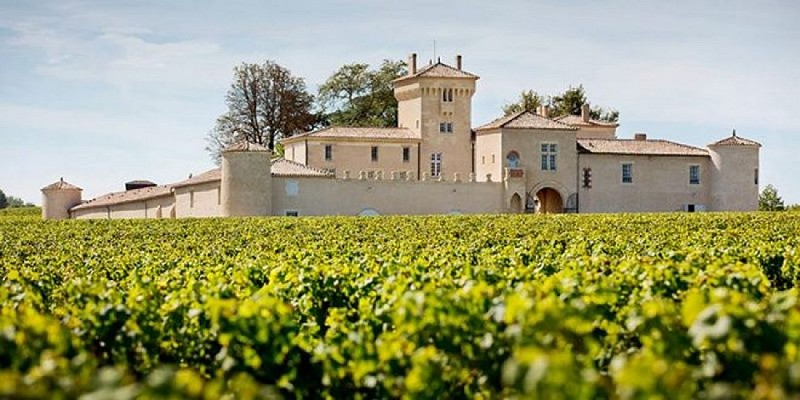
[393,53,478,179]
[41,178,83,220]
[220,140,272,217]
[707,130,761,211]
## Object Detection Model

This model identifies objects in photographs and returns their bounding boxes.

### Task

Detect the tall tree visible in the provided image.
[318,60,406,127]
[206,61,317,163]
[502,90,544,116]
[759,184,785,211]
[0,189,7,209]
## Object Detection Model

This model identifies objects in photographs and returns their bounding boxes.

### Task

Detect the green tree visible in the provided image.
[0,189,7,209]
[503,90,545,116]
[206,61,317,163]
[504,85,619,122]
[6,196,32,208]
[550,85,619,122]
[759,184,785,211]
[317,60,406,127]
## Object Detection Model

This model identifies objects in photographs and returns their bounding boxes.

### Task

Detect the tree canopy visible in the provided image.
[759,184,785,211]
[0,189,7,209]
[503,85,619,122]
[317,60,406,128]
[206,61,317,163]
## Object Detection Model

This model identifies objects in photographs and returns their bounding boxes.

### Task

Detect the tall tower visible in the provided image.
[41,178,82,219]
[394,53,478,179]
[708,130,761,211]
[221,141,272,217]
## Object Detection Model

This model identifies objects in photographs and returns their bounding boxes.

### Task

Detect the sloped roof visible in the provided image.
[283,126,419,143]
[223,140,270,152]
[171,168,222,188]
[709,132,761,147]
[42,179,82,191]
[578,138,709,157]
[394,61,479,82]
[554,114,619,128]
[71,185,173,210]
[475,110,578,132]
[271,158,334,177]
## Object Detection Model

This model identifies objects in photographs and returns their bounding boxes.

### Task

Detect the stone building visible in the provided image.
[42,53,761,219]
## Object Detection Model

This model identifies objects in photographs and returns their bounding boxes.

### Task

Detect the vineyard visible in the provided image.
[2,212,800,399]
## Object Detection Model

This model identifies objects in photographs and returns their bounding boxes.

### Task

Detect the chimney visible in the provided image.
[581,104,590,122]
[408,53,417,76]
[541,105,549,118]
[634,133,647,141]
[456,55,462,70]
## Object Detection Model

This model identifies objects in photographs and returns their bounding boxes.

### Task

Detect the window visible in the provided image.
[402,147,410,162]
[442,88,453,102]
[540,143,557,171]
[689,165,700,185]
[371,146,378,162]
[324,144,332,161]
[622,163,633,184]
[755,168,759,185]
[430,153,442,177]
[481,155,486,165]
[506,151,520,168]
[439,122,453,133]
[285,210,299,217]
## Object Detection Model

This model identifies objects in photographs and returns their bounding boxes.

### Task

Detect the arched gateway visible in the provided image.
[534,187,563,214]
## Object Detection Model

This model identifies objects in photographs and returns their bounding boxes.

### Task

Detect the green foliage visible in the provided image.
[503,90,544,116]
[759,184,785,211]
[0,206,40,218]
[317,60,406,127]
[504,85,619,122]
[2,213,800,398]
[0,189,6,209]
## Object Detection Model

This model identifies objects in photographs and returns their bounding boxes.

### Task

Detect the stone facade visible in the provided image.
[42,53,761,219]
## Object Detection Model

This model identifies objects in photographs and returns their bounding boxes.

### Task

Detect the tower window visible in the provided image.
[540,143,557,171]
[371,146,379,162]
[430,153,442,177]
[689,165,700,184]
[439,122,453,133]
[442,88,453,102]
[754,168,759,185]
[622,163,633,184]
[402,147,410,162]
[324,144,332,161]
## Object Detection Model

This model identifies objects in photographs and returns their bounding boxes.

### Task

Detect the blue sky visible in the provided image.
[1,0,798,205]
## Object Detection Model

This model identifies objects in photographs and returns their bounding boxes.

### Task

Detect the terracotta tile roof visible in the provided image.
[578,138,709,156]
[709,132,761,147]
[41,179,82,191]
[554,114,619,128]
[394,61,479,82]
[271,158,334,177]
[71,185,173,210]
[283,126,419,143]
[223,140,270,152]
[475,110,578,131]
[171,168,221,188]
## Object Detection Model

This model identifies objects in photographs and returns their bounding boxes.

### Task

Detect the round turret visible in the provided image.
[41,178,83,219]
[707,130,761,211]
[221,141,272,217]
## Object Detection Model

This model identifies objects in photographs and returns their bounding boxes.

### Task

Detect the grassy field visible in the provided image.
[1,212,799,399]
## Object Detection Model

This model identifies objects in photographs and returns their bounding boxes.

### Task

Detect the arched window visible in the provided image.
[506,151,520,168]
